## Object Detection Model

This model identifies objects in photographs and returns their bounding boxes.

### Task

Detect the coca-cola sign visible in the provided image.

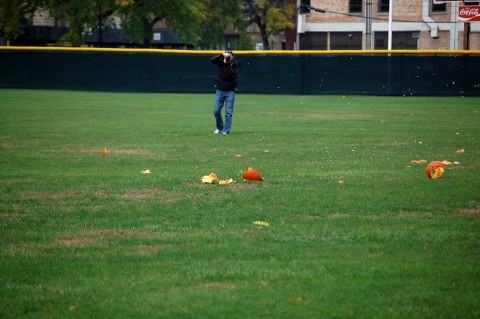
[459,6,480,22]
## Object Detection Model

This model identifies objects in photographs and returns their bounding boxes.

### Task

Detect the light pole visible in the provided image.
[388,0,393,50]
[365,0,373,50]
[295,2,325,50]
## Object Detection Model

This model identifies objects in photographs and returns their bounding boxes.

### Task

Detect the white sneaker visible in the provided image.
[214,129,222,134]
[222,132,229,136]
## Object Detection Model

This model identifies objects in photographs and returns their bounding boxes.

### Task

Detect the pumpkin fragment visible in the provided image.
[201,173,218,184]
[410,159,427,164]
[219,178,235,185]
[253,221,270,227]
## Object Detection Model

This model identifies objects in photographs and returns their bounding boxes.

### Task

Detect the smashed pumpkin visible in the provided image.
[426,161,444,179]
[410,159,427,164]
[243,167,263,181]
[201,173,218,184]
[219,178,235,185]
[253,220,270,227]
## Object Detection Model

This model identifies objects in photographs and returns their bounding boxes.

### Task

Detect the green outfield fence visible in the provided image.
[0,47,479,96]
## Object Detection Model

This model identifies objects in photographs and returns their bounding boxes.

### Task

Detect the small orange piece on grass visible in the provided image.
[243,167,263,181]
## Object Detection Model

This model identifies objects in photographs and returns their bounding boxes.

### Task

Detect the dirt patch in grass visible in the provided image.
[55,229,156,248]
[327,213,351,219]
[229,228,269,237]
[298,215,321,220]
[56,148,150,155]
[183,181,267,191]
[397,211,434,218]
[184,181,259,187]
[126,244,168,256]
[262,112,376,120]
[120,188,185,204]
[19,188,177,202]
[196,282,236,290]
[0,178,36,184]
[457,208,480,217]
[121,188,164,200]
[5,243,45,256]
[109,149,149,155]
[127,242,196,256]
[19,190,109,200]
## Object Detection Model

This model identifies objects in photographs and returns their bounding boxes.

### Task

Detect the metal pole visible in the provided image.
[463,22,470,50]
[365,0,373,50]
[387,0,393,94]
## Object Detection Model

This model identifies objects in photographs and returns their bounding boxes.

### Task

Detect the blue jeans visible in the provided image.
[213,89,235,134]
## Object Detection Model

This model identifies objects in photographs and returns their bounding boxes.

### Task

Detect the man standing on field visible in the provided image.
[211,50,240,136]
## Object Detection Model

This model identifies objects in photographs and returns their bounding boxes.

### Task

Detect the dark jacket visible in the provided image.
[211,54,240,91]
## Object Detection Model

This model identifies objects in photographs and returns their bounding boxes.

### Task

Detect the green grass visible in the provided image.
[1,89,479,318]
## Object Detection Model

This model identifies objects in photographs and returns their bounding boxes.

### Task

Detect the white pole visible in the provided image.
[450,1,458,50]
[387,0,393,94]
[388,0,393,50]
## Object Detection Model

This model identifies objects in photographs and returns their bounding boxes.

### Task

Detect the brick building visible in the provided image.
[287,0,480,50]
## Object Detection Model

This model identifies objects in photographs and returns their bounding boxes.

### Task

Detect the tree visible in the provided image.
[196,0,244,49]
[243,0,295,50]
[0,0,247,48]
[41,0,210,47]
[117,0,248,49]
[46,0,116,46]
[0,0,45,44]
[116,0,208,47]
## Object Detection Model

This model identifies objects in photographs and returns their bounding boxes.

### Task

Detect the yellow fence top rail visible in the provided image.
[1,46,479,55]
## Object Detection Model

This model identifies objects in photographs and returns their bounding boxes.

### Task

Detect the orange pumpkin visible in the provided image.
[426,161,444,179]
[243,167,263,181]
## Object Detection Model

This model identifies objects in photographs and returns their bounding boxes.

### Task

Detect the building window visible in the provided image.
[300,32,327,50]
[378,0,389,13]
[330,32,362,50]
[432,0,446,12]
[374,31,419,50]
[300,0,311,14]
[349,0,362,13]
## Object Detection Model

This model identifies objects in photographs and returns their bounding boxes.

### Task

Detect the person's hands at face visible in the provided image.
[223,52,233,64]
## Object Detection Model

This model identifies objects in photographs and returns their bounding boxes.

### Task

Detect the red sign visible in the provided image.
[459,6,480,22]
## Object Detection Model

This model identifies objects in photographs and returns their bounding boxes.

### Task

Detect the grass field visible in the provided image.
[1,89,479,318]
